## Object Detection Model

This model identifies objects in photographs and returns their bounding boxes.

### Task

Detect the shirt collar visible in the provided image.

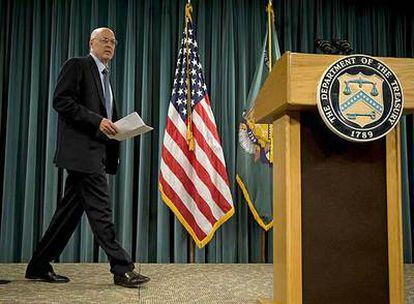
[90,53,108,73]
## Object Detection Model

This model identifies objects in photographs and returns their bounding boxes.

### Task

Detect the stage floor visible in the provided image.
[0,263,413,303]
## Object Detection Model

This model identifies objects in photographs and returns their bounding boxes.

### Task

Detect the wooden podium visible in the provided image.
[255,52,414,304]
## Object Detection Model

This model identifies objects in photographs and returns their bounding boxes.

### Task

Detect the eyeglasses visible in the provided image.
[96,37,118,46]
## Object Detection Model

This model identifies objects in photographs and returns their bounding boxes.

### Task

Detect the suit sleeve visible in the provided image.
[53,58,103,131]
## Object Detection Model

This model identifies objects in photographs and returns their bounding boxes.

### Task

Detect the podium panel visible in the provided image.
[301,112,389,304]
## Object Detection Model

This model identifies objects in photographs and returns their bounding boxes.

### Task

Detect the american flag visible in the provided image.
[159,17,234,249]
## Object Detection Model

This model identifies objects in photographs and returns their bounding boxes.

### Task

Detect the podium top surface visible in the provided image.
[254,52,414,123]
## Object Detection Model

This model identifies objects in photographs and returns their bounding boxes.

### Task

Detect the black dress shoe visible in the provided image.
[114,271,150,288]
[25,271,70,283]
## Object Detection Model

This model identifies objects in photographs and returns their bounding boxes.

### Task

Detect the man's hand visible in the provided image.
[100,118,118,136]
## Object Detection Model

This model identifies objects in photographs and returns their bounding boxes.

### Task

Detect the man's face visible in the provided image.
[90,29,116,64]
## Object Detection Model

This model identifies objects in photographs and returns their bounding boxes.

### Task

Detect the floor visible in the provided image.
[0,263,413,303]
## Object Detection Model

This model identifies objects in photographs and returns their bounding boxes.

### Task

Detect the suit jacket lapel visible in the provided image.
[88,55,106,109]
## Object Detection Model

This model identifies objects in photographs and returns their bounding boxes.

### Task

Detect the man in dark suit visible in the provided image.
[25,28,149,288]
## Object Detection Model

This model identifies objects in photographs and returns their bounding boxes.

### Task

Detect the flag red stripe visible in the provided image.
[194,100,221,144]
[167,105,228,188]
[192,123,230,186]
[166,120,233,213]
[159,173,207,240]
[204,94,212,106]
[162,146,218,225]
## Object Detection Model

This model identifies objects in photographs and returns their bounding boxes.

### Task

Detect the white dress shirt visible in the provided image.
[90,53,113,117]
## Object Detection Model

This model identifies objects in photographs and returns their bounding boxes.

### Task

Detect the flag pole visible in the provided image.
[259,0,275,262]
[188,236,195,263]
[261,229,266,262]
[185,0,196,260]
[185,2,195,151]
[267,0,274,72]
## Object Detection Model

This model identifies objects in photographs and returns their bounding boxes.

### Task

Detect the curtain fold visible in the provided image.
[1,0,413,263]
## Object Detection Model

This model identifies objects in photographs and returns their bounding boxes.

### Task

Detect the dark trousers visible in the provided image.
[27,170,134,275]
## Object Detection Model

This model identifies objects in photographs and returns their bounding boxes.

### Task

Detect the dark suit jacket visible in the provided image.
[53,55,120,175]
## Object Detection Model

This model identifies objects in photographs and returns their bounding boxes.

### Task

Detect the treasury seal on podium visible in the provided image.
[316,54,404,142]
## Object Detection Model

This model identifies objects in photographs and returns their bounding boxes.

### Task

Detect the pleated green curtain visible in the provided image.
[0,0,272,263]
[1,0,414,264]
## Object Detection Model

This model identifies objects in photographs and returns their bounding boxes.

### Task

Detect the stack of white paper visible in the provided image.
[108,112,153,141]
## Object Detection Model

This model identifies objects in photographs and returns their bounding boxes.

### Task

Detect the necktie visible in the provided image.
[102,68,112,121]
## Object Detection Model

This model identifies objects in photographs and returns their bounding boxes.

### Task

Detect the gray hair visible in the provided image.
[90,27,114,40]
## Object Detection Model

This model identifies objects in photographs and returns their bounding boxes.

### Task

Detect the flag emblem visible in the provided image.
[238,111,273,165]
